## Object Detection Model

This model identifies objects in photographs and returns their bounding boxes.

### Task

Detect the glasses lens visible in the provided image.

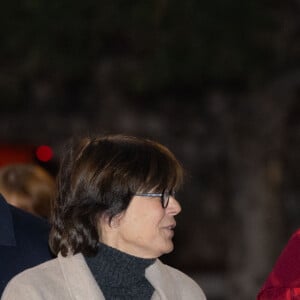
[162,190,170,208]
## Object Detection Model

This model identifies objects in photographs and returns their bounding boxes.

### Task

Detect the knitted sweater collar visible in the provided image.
[84,243,155,287]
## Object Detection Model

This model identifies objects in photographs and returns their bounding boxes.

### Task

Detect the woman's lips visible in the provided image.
[162,223,176,237]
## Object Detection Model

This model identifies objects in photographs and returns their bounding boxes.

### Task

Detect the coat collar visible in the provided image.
[146,259,178,300]
[57,252,178,300]
[0,194,16,246]
[58,253,105,300]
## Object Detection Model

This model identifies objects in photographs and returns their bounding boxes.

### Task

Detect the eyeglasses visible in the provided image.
[135,189,175,208]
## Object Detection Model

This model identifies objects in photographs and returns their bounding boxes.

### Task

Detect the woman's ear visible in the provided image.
[97,212,125,245]
[98,212,124,230]
[109,212,124,228]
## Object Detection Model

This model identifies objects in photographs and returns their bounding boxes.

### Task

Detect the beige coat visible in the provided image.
[1,253,206,300]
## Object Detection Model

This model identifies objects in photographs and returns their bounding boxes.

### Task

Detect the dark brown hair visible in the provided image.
[49,134,183,256]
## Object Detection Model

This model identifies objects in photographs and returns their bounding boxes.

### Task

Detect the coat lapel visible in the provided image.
[146,260,178,300]
[58,253,105,300]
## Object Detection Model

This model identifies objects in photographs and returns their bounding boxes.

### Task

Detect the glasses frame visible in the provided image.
[135,189,175,208]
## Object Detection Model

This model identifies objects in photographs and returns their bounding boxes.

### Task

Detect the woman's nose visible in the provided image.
[167,197,181,215]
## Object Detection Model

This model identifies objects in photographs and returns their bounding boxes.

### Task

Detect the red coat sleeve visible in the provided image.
[257,229,300,300]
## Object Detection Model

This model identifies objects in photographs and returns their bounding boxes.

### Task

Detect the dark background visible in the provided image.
[1,1,300,299]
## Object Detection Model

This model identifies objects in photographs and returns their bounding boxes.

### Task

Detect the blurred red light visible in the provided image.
[36,145,53,162]
[0,145,34,166]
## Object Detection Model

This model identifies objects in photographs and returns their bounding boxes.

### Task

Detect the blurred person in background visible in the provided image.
[0,164,55,294]
[257,229,300,300]
[0,163,55,219]
[0,194,54,295]
[2,134,206,300]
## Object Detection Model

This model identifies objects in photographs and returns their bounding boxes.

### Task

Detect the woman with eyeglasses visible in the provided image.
[2,134,206,300]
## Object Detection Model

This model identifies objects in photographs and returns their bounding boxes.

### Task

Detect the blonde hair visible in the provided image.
[0,163,55,219]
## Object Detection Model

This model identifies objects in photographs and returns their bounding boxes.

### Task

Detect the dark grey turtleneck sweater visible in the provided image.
[84,243,155,300]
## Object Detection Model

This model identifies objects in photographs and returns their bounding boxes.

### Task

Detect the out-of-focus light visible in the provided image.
[36,145,53,162]
[0,145,34,166]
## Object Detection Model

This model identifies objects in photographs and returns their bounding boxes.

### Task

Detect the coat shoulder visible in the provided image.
[1,258,68,300]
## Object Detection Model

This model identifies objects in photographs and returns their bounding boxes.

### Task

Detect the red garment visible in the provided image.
[257,229,300,300]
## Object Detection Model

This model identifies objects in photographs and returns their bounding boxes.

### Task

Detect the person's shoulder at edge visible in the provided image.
[0,194,53,248]
[0,193,49,229]
[9,201,50,231]
[0,194,15,246]
[257,229,300,300]
[0,193,54,295]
